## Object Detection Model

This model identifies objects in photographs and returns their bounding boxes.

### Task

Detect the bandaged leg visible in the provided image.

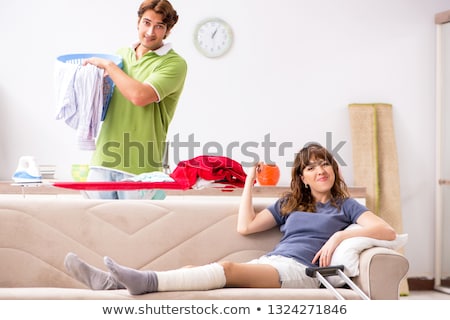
[64,252,124,290]
[104,256,226,295]
[156,263,227,292]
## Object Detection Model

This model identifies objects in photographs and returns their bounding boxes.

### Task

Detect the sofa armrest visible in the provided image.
[352,247,409,300]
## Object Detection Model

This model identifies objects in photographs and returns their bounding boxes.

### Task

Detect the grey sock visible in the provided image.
[104,256,158,295]
[64,252,124,290]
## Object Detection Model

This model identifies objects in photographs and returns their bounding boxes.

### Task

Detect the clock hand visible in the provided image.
[211,28,218,39]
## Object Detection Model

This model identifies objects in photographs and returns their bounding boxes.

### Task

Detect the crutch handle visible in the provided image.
[306,265,345,277]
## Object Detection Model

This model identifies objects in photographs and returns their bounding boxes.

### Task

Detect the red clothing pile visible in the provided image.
[170,156,247,188]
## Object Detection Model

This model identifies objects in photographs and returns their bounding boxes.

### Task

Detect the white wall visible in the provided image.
[1,0,449,278]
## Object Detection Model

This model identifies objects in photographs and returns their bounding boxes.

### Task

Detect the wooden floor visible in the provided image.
[400,290,450,300]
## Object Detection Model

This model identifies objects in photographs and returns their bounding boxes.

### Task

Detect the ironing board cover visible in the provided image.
[53,156,246,191]
[52,180,191,191]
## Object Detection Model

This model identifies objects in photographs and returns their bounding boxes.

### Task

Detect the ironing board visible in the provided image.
[52,156,248,192]
[52,180,191,191]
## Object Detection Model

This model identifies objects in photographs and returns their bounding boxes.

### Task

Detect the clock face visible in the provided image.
[194,18,233,58]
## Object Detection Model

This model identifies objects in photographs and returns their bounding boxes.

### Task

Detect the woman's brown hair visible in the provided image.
[280,143,349,215]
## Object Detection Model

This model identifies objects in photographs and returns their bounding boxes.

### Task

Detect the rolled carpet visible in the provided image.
[348,103,409,296]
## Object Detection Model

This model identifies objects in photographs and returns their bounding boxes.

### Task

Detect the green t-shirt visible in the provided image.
[91,46,187,175]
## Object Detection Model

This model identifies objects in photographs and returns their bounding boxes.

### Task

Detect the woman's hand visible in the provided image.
[312,231,343,267]
[245,162,262,184]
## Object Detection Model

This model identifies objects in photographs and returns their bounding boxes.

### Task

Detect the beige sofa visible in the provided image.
[0,198,409,300]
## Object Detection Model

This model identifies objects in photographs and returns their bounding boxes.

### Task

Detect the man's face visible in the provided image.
[137,10,168,51]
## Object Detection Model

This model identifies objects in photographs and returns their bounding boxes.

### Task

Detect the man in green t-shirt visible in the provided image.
[82,0,187,199]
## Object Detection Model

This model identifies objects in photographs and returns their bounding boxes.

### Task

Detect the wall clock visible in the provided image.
[194,18,233,58]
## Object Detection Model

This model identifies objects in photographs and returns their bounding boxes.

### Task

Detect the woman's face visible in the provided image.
[301,157,336,199]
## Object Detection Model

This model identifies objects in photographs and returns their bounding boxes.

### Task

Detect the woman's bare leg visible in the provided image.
[220,261,281,288]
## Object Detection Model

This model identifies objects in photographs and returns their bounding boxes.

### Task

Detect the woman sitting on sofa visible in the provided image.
[64,143,396,295]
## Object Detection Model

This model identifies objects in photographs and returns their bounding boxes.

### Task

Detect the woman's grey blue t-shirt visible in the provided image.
[266,198,368,267]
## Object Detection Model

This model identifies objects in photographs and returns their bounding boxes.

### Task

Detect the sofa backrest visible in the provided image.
[0,198,281,288]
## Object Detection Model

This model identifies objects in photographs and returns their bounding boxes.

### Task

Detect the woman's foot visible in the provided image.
[64,252,124,290]
[104,256,158,295]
